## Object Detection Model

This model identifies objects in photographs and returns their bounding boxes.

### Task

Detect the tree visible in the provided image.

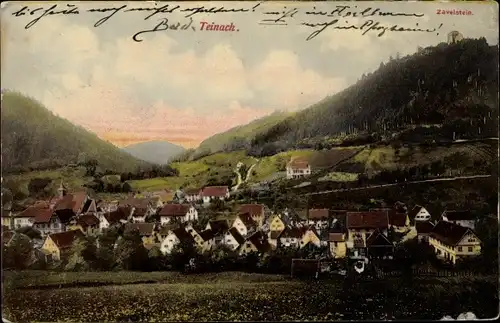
[28,178,52,197]
[65,237,96,271]
[3,233,34,270]
[84,159,99,177]
[114,228,149,271]
[15,226,42,240]
[122,182,133,193]
[96,227,120,270]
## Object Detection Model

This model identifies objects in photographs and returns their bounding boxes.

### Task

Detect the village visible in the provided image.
[1,156,485,274]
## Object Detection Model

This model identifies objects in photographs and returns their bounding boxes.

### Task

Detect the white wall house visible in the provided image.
[200,186,230,204]
[413,206,432,222]
[14,215,35,229]
[286,158,311,179]
[159,204,198,225]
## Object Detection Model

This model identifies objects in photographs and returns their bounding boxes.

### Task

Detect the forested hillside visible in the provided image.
[123,140,186,165]
[195,111,293,155]
[1,91,148,174]
[247,38,498,154]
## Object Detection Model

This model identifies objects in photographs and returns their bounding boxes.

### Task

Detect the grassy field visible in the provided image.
[318,172,359,182]
[351,142,496,173]
[3,271,497,321]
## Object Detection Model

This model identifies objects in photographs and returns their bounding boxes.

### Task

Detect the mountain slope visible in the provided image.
[1,91,148,174]
[249,38,498,151]
[196,111,294,154]
[123,141,186,165]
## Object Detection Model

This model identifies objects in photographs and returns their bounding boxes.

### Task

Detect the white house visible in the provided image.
[223,227,246,251]
[286,158,311,179]
[98,207,132,230]
[441,210,476,230]
[184,188,201,203]
[160,227,195,255]
[278,226,304,248]
[200,186,230,204]
[158,204,198,225]
[32,210,64,238]
[228,213,257,238]
[410,205,432,222]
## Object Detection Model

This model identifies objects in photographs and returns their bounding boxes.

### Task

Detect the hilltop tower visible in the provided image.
[447,31,464,44]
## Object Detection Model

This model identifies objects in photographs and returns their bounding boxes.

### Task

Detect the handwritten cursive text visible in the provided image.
[132,17,195,42]
[12,4,79,29]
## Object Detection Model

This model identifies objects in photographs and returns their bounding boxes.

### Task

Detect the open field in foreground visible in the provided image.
[2,271,498,321]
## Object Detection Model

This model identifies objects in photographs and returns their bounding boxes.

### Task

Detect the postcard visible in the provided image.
[1,0,499,321]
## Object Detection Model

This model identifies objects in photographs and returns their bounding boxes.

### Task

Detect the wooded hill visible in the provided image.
[1,91,148,174]
[211,38,498,156]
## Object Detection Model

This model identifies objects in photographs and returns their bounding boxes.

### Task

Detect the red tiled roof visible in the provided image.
[247,231,271,253]
[239,204,264,217]
[442,210,474,221]
[270,231,282,239]
[389,213,408,227]
[54,192,87,214]
[33,208,55,224]
[328,233,345,242]
[429,221,474,246]
[159,204,190,217]
[280,226,306,239]
[287,158,309,170]
[308,208,329,220]
[124,223,155,236]
[173,227,196,245]
[208,220,229,234]
[228,227,245,245]
[75,213,100,228]
[346,211,389,229]
[104,207,131,224]
[237,212,257,228]
[48,230,85,249]
[16,203,50,218]
[201,186,229,197]
[199,229,216,241]
[366,229,392,247]
[416,221,435,234]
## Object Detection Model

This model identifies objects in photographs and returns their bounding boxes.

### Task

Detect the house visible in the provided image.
[428,221,482,264]
[67,213,100,235]
[99,206,132,230]
[239,231,271,256]
[229,212,258,237]
[1,205,13,229]
[307,209,330,233]
[415,221,435,243]
[41,229,85,261]
[329,211,348,234]
[223,227,246,251]
[156,224,177,244]
[159,204,198,225]
[328,233,347,258]
[124,223,157,245]
[279,226,305,248]
[441,210,475,230]
[32,208,63,237]
[200,186,230,204]
[184,188,201,202]
[268,230,283,249]
[299,225,322,249]
[184,224,205,249]
[388,212,410,232]
[268,214,286,233]
[409,205,432,222]
[53,191,89,223]
[199,229,217,252]
[80,199,98,214]
[346,211,389,244]
[12,202,48,229]
[286,157,311,179]
[120,198,156,222]
[205,220,230,246]
[160,226,196,254]
[365,229,394,259]
[238,204,266,227]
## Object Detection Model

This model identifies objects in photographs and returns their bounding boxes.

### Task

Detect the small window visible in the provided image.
[468,247,473,252]
[458,247,462,252]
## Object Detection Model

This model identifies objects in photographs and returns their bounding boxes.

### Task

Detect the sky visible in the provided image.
[1,1,498,148]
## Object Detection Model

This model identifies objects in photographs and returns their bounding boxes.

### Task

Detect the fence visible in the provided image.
[375,267,477,278]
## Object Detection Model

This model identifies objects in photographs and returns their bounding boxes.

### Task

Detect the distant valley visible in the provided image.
[122,141,186,165]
